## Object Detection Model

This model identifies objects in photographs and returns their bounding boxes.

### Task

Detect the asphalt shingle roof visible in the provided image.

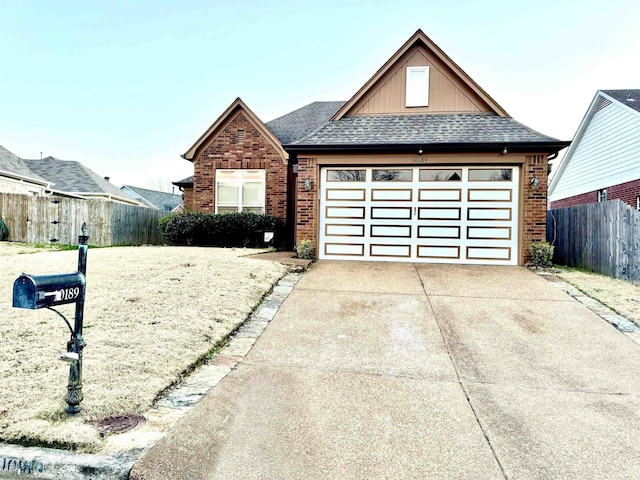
[24,157,127,198]
[266,101,346,144]
[288,113,563,146]
[0,145,48,182]
[121,185,183,211]
[602,89,640,113]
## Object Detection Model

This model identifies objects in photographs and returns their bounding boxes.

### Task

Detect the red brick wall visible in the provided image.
[550,179,640,210]
[191,111,287,219]
[521,154,549,264]
[182,186,194,210]
[296,157,318,252]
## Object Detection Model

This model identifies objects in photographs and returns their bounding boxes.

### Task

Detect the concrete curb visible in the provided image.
[0,272,304,480]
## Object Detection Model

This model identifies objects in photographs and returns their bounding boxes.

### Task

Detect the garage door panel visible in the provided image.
[467,226,512,240]
[468,188,512,202]
[370,244,412,258]
[326,206,365,219]
[370,225,412,238]
[371,207,412,219]
[466,246,512,261]
[418,226,461,239]
[324,243,365,256]
[467,208,512,221]
[418,189,462,202]
[417,245,461,259]
[326,188,366,201]
[371,189,412,201]
[419,208,461,220]
[325,224,365,237]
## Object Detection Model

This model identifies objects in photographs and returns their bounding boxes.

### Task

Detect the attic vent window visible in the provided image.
[596,98,612,112]
[237,129,245,145]
[406,66,429,107]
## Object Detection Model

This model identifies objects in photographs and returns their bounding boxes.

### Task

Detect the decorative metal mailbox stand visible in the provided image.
[12,224,89,414]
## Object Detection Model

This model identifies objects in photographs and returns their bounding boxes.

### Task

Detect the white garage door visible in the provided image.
[319,166,519,265]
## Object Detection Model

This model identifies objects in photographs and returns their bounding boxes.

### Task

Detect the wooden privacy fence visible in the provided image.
[547,199,640,284]
[0,193,166,246]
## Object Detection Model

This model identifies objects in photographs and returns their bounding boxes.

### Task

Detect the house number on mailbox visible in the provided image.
[49,287,81,302]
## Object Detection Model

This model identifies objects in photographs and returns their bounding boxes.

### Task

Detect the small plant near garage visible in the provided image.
[530,240,554,268]
[0,218,9,241]
[296,239,314,260]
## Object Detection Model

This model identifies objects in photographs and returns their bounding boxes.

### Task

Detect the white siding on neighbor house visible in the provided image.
[550,99,640,202]
[0,176,46,195]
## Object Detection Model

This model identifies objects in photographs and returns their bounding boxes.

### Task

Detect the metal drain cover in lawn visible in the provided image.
[93,415,146,436]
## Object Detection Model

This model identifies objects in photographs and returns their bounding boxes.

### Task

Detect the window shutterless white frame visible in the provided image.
[597,188,607,202]
[215,169,266,214]
[406,66,429,107]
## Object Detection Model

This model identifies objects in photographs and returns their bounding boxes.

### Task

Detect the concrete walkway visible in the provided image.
[130,262,640,480]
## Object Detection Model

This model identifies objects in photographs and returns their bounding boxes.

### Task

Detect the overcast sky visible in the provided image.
[1,0,639,190]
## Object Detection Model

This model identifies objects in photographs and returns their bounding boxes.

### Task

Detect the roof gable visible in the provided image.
[333,29,508,120]
[183,98,288,162]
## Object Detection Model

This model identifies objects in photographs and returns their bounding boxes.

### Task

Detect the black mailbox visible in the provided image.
[13,272,86,310]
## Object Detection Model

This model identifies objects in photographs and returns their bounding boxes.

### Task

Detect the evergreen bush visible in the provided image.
[296,239,314,260]
[530,241,554,267]
[159,212,282,247]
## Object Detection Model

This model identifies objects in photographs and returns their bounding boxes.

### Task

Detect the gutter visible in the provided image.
[283,141,571,156]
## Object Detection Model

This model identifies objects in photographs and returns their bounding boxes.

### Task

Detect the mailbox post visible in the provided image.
[12,223,89,414]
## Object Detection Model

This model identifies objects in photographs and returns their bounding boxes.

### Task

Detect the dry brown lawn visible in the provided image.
[0,243,285,451]
[556,268,640,325]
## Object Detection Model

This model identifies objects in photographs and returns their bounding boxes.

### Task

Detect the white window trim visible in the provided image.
[597,188,607,202]
[406,66,429,107]
[215,169,266,214]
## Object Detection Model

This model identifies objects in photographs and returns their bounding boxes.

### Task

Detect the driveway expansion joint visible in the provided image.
[0,271,303,480]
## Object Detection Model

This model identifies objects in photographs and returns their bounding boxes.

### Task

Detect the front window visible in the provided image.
[216,169,265,214]
[598,189,607,203]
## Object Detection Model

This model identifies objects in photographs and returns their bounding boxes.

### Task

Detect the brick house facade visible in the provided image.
[177,30,568,265]
[550,179,640,210]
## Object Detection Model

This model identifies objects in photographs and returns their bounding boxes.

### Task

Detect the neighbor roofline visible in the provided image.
[182,97,288,162]
[0,169,51,187]
[284,141,570,155]
[332,29,509,121]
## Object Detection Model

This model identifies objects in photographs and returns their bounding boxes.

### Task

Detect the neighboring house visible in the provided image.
[120,185,183,212]
[0,145,51,195]
[23,156,140,205]
[176,30,568,265]
[1,145,141,205]
[549,90,640,209]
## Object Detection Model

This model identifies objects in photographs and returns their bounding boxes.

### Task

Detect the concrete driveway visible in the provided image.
[131,262,640,480]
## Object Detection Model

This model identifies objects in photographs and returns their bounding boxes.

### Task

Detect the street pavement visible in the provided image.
[130,262,640,480]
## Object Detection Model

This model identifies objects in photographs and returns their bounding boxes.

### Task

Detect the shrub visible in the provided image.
[0,218,9,241]
[296,239,314,260]
[159,212,282,247]
[531,241,554,267]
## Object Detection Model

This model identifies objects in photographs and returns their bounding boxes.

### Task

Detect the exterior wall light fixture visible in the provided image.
[304,178,312,191]
[530,176,540,190]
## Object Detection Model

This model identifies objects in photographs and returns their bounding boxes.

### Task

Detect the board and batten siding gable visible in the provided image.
[349,45,491,116]
[550,99,640,202]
